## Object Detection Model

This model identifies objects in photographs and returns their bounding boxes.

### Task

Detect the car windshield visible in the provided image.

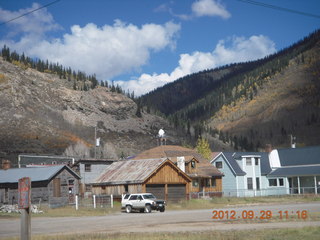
[143,194,156,199]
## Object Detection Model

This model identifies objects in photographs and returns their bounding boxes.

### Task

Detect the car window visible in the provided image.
[129,195,138,200]
[124,194,130,199]
[143,194,156,199]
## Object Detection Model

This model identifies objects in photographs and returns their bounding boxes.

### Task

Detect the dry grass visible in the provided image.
[1,195,319,219]
[2,226,320,240]
[167,195,320,211]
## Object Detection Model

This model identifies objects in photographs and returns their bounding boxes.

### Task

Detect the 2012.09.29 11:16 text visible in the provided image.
[212,210,308,220]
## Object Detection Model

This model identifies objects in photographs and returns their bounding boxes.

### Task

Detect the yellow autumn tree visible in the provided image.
[196,137,211,160]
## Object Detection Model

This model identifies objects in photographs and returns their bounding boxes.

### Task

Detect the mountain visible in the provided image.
[0,57,181,164]
[140,29,320,150]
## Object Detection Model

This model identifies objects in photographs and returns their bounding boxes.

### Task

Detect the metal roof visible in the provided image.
[220,152,246,176]
[277,146,320,166]
[268,165,320,177]
[132,145,223,177]
[94,158,169,185]
[0,165,80,184]
[18,155,76,167]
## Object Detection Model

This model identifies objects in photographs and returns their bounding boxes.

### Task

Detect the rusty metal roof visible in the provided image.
[93,158,168,185]
[133,145,223,177]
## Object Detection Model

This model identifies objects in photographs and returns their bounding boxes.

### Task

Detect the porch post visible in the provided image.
[314,176,317,194]
[297,177,301,194]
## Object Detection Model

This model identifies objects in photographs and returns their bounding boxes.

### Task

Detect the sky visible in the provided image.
[0,0,319,96]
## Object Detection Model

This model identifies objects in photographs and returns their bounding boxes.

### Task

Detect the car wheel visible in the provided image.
[160,207,165,212]
[145,205,152,213]
[126,205,132,213]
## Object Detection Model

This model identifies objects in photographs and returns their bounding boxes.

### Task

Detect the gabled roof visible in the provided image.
[93,158,191,185]
[0,165,81,184]
[133,145,223,177]
[212,151,272,176]
[219,152,246,176]
[232,152,271,175]
[277,146,320,166]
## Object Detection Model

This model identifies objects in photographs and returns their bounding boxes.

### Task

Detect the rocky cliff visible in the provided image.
[0,58,178,163]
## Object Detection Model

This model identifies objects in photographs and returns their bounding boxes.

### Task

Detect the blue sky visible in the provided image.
[0,0,319,95]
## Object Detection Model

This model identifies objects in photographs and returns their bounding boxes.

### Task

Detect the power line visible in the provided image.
[0,0,61,26]
[238,0,320,19]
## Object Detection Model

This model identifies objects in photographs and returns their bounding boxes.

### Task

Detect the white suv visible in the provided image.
[121,193,166,213]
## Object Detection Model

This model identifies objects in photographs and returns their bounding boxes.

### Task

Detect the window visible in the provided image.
[246,158,252,166]
[247,177,253,190]
[279,178,284,186]
[53,178,61,197]
[68,179,74,186]
[205,179,211,187]
[256,177,260,190]
[129,195,138,200]
[255,157,259,166]
[85,184,92,192]
[211,178,216,187]
[191,161,196,168]
[85,164,91,172]
[192,180,199,187]
[215,161,223,169]
[268,179,277,187]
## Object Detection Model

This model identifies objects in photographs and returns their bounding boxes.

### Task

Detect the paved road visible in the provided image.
[0,202,319,238]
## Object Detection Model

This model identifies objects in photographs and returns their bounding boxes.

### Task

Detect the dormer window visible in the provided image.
[246,158,252,166]
[191,161,195,168]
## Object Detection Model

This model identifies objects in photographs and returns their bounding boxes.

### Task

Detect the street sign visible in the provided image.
[18,177,31,209]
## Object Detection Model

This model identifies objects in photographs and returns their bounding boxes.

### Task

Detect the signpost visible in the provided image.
[18,177,31,240]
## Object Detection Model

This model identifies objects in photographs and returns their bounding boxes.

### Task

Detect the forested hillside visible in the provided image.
[139,29,320,150]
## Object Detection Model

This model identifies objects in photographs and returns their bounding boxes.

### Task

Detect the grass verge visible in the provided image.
[1,195,319,218]
[2,226,320,240]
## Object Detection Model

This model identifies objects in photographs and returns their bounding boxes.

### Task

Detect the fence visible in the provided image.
[191,187,320,199]
[74,194,113,210]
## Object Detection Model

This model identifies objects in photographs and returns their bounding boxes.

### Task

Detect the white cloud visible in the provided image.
[191,0,231,19]
[1,11,181,80]
[116,35,276,96]
[155,0,231,20]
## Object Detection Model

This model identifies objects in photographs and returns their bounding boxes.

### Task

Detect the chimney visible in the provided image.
[265,144,273,153]
[2,160,11,170]
[177,157,185,172]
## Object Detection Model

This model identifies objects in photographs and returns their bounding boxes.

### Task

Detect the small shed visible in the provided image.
[92,158,191,201]
[0,165,81,207]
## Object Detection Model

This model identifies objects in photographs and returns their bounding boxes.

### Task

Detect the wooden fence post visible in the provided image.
[19,177,31,240]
